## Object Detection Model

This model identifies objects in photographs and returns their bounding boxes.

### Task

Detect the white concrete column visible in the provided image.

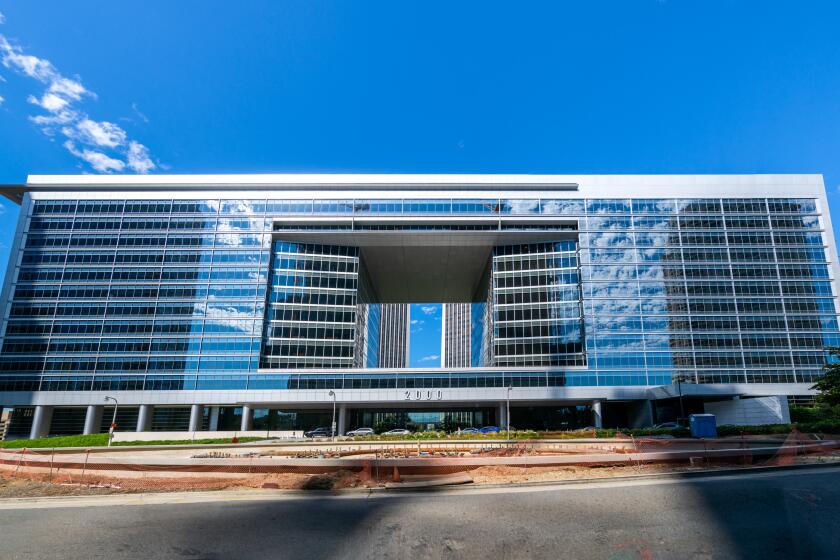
[497,402,507,430]
[83,405,104,435]
[240,405,253,432]
[592,400,603,429]
[642,400,654,428]
[208,406,220,431]
[337,404,347,435]
[188,405,202,432]
[136,404,153,432]
[29,405,53,439]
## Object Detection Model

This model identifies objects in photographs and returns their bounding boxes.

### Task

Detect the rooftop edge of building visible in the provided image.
[0,172,826,204]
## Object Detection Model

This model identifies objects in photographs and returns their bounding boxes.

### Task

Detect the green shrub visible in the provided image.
[790,406,826,423]
[796,420,840,434]
[716,422,840,436]
[716,424,793,437]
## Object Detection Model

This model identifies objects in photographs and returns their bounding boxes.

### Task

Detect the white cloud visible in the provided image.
[30,109,76,128]
[0,95,4,106]
[64,141,125,173]
[0,28,157,173]
[410,319,424,325]
[418,354,440,363]
[131,102,149,123]
[28,92,69,112]
[0,37,55,81]
[68,119,127,148]
[420,305,439,315]
[0,12,5,25]
[126,140,158,173]
[48,76,89,101]
[82,151,126,173]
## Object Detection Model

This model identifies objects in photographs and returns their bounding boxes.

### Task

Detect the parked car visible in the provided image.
[346,427,374,437]
[653,422,682,429]
[458,428,480,434]
[304,426,334,438]
[479,426,500,433]
[381,428,411,436]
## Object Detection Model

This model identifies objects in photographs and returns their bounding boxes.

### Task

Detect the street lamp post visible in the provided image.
[103,396,118,447]
[328,390,337,441]
[506,386,512,437]
[676,375,685,425]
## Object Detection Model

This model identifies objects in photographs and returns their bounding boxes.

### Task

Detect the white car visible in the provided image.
[381,429,411,436]
[346,427,375,437]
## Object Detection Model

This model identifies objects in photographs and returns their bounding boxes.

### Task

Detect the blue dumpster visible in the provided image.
[689,414,717,438]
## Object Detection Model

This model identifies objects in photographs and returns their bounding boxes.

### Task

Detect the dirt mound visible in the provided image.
[0,475,124,498]
[0,466,368,496]
[468,464,685,484]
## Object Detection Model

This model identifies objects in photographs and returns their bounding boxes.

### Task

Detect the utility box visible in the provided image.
[689,414,717,438]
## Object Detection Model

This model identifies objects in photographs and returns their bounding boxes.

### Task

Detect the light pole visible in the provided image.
[675,375,685,425]
[103,396,118,447]
[506,386,512,436]
[328,390,337,441]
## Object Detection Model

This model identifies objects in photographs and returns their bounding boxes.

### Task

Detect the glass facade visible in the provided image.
[442,303,471,368]
[348,408,494,432]
[0,193,836,392]
[492,241,585,367]
[375,304,410,368]
[261,242,360,369]
[580,197,837,387]
[3,199,268,393]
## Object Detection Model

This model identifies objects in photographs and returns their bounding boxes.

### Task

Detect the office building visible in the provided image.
[0,174,835,438]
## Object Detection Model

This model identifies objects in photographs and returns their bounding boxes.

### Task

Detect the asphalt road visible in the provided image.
[2,466,839,560]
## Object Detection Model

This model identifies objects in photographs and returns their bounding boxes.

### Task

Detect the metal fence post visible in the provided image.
[81,448,91,479]
[14,448,27,477]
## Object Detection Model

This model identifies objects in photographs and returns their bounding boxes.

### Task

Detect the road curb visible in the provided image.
[364,459,840,493]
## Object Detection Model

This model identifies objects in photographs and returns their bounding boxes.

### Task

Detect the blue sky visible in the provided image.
[2,1,840,365]
[410,304,442,368]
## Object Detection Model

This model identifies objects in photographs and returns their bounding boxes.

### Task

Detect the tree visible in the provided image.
[813,347,840,407]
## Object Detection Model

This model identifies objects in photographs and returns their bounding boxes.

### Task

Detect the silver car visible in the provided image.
[346,427,375,437]
[382,428,411,436]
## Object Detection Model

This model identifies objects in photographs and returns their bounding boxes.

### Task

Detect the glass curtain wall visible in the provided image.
[442,303,472,367]
[3,199,268,391]
[581,198,838,387]
[492,241,586,367]
[261,242,360,369]
[1,195,837,391]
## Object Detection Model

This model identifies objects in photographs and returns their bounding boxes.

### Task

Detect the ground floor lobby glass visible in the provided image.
[214,405,597,433]
[348,409,494,433]
[509,405,593,431]
[213,407,333,432]
[347,406,594,432]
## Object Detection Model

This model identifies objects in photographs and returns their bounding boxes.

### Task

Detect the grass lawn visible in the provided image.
[0,434,269,449]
